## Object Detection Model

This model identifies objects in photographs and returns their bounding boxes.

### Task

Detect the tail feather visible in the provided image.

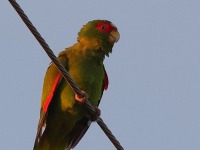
[66,117,91,150]
[33,110,47,150]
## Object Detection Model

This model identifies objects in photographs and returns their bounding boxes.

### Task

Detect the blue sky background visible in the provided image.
[1,0,200,150]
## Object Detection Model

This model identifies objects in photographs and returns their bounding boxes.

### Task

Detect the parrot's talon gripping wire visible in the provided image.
[89,107,101,122]
[75,90,88,103]
[8,0,124,150]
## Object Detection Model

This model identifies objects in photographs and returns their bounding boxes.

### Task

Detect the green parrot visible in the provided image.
[33,20,120,150]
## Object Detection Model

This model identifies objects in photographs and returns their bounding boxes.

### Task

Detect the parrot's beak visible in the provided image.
[109,30,120,44]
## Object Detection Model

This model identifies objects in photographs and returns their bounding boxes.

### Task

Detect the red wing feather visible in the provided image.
[103,66,109,90]
[42,73,62,112]
[33,73,62,150]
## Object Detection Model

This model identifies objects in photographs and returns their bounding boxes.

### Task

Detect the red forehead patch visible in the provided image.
[96,21,116,33]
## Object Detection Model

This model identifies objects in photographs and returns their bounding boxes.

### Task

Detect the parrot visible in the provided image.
[33,20,120,150]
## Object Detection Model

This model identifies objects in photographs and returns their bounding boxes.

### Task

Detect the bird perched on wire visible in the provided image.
[33,20,120,150]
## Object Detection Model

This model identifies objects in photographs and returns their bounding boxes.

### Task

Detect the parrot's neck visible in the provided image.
[75,37,111,62]
[77,36,113,58]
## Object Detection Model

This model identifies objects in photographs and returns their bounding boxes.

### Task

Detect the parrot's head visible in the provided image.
[77,20,120,57]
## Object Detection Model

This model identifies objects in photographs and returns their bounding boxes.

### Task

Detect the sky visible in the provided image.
[1,0,200,150]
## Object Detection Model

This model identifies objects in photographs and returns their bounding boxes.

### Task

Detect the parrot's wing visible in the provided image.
[97,65,109,106]
[103,65,109,91]
[33,52,68,149]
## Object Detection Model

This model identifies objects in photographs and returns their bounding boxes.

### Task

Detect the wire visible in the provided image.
[8,0,124,149]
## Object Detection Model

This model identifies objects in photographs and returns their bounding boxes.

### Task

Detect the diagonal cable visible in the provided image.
[8,0,124,150]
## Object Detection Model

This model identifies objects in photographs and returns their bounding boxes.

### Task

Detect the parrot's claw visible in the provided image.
[75,91,88,103]
[90,107,101,121]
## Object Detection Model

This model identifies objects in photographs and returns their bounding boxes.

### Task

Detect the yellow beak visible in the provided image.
[109,30,120,44]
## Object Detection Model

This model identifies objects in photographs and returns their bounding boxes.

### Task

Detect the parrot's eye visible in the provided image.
[96,22,113,33]
[101,25,106,30]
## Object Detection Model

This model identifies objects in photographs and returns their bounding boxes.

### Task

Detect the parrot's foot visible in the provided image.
[90,107,101,121]
[75,91,88,103]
